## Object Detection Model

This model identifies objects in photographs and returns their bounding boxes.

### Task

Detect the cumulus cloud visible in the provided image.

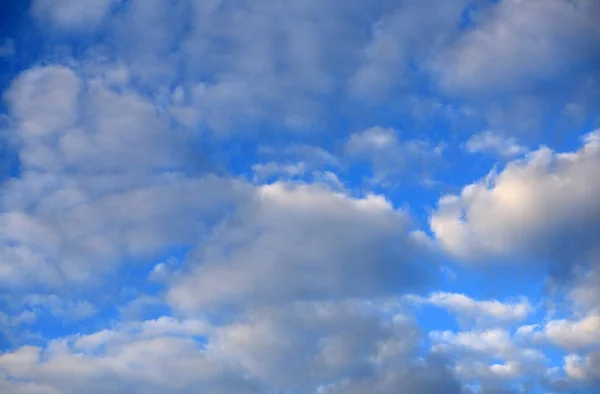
[430,328,547,385]
[517,314,600,352]
[464,131,528,158]
[167,182,437,312]
[408,292,533,327]
[431,130,600,266]
[349,0,468,99]
[0,65,247,288]
[0,319,265,394]
[2,1,599,393]
[0,303,438,394]
[563,351,600,384]
[32,0,118,30]
[433,0,600,95]
[209,301,421,392]
[322,357,462,394]
[345,126,445,185]
[252,144,340,184]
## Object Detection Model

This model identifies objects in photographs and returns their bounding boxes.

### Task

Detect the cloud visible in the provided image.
[348,0,468,99]
[209,301,420,392]
[433,0,600,95]
[569,266,600,313]
[542,351,600,393]
[518,314,600,352]
[464,131,529,158]
[252,144,341,183]
[167,182,437,312]
[251,162,307,182]
[6,66,80,137]
[431,130,600,266]
[0,65,247,288]
[2,1,600,393]
[408,292,533,327]
[0,303,439,394]
[430,328,545,364]
[322,357,462,394]
[563,351,600,384]
[32,0,118,30]
[544,315,600,351]
[111,0,395,130]
[345,126,445,185]
[0,320,266,394]
[430,328,547,384]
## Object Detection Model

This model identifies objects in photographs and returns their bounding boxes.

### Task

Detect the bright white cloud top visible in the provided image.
[0,0,599,393]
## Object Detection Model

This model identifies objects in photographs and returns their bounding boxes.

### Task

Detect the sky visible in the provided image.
[0,0,599,393]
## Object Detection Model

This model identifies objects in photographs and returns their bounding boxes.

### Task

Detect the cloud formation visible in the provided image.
[1,0,599,393]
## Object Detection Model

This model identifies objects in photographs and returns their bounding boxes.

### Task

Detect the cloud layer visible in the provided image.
[1,0,599,393]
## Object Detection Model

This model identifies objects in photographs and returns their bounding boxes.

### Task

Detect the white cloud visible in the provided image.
[167,182,437,312]
[252,162,307,182]
[518,314,600,352]
[345,127,445,185]
[464,131,528,158]
[409,292,533,326]
[568,266,600,314]
[544,315,600,351]
[0,65,248,288]
[209,301,420,392]
[455,361,522,382]
[0,304,429,394]
[322,358,463,394]
[0,320,266,394]
[431,130,600,265]
[6,66,80,137]
[23,295,97,321]
[349,0,469,99]
[2,2,599,393]
[113,0,393,130]
[563,351,600,384]
[433,0,600,94]
[32,0,117,30]
[430,328,547,383]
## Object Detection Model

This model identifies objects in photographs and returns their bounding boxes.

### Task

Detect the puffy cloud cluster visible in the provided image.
[408,292,533,327]
[1,0,599,393]
[167,182,436,312]
[1,65,444,393]
[433,0,600,95]
[431,131,600,267]
[344,126,445,186]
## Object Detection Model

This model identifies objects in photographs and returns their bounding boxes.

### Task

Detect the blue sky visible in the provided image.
[0,0,600,393]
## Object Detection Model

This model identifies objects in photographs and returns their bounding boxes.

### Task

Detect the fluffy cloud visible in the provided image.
[430,328,547,384]
[2,1,600,393]
[32,0,118,30]
[167,182,437,312]
[433,0,600,95]
[322,357,462,394]
[464,131,528,158]
[408,292,533,326]
[0,303,436,394]
[517,314,600,352]
[430,329,545,364]
[431,130,600,266]
[209,301,420,392]
[0,319,266,394]
[0,65,247,288]
[349,0,468,99]
[345,127,445,185]
[563,351,600,384]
